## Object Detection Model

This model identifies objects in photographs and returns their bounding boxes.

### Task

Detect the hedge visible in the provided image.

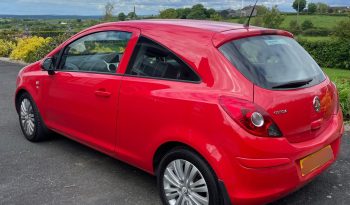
[335,79,350,120]
[302,28,332,36]
[298,39,350,69]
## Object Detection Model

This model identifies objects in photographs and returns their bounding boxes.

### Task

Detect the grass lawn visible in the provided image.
[280,15,348,29]
[228,14,348,30]
[323,68,350,81]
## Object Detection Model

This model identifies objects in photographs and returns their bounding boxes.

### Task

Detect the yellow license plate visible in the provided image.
[300,145,334,176]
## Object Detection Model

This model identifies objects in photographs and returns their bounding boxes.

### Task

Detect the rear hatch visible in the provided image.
[219,35,338,142]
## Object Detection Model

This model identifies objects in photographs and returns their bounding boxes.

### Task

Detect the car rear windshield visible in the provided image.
[219,35,326,90]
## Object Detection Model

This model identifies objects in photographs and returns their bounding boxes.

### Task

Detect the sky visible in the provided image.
[0,0,349,16]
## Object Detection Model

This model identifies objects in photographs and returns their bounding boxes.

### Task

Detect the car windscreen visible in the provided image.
[219,35,326,90]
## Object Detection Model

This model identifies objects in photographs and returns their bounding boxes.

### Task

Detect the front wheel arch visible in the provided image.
[15,89,30,114]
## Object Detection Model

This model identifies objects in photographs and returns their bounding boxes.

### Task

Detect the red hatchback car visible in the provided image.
[15,20,344,205]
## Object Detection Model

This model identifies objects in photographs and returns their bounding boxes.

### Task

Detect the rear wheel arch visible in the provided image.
[152,141,220,179]
[153,141,192,173]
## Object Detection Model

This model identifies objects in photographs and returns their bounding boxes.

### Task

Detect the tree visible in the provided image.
[301,20,314,30]
[187,4,207,19]
[210,13,222,21]
[159,8,178,19]
[317,3,329,14]
[292,0,306,12]
[262,6,285,29]
[308,3,317,14]
[176,8,191,19]
[103,2,115,21]
[253,17,263,26]
[206,8,216,17]
[256,5,268,15]
[118,12,126,21]
[219,10,229,19]
[127,12,137,19]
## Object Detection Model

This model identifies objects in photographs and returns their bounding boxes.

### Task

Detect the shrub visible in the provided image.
[301,20,314,30]
[333,18,350,40]
[302,28,332,36]
[298,39,350,69]
[10,36,52,62]
[0,39,16,57]
[334,79,350,120]
[24,34,71,63]
[289,20,302,35]
[262,6,285,29]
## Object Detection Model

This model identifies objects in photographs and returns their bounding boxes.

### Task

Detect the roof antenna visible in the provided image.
[244,0,259,28]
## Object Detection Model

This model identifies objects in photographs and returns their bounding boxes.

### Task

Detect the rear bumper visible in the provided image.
[221,111,344,205]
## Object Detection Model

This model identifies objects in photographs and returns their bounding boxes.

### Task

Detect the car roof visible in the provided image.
[89,19,293,47]
[93,19,246,34]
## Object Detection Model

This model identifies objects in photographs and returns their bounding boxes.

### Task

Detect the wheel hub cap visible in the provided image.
[163,159,209,205]
[20,98,35,136]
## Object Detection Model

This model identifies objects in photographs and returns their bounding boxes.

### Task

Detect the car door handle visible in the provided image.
[95,90,111,97]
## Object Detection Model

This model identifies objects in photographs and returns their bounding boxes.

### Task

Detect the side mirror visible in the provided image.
[41,58,55,75]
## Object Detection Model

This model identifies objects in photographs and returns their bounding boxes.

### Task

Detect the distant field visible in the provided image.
[323,68,350,81]
[230,14,348,29]
[280,15,348,29]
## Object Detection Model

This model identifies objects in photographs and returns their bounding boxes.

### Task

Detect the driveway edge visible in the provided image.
[0,57,29,66]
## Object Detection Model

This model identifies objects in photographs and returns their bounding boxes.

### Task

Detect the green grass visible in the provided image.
[228,14,348,30]
[280,15,348,29]
[323,68,350,81]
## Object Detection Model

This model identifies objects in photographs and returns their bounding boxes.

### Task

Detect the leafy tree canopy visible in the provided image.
[292,0,306,12]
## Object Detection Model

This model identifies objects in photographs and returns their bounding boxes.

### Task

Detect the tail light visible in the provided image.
[219,96,282,137]
[331,82,340,114]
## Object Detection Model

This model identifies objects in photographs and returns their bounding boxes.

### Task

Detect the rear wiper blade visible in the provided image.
[272,78,313,89]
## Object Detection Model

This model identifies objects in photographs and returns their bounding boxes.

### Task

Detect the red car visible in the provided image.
[15,20,344,205]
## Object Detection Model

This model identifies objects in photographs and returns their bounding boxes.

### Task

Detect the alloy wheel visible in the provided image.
[163,159,209,205]
[20,98,35,136]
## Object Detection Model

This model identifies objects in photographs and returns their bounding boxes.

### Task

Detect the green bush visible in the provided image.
[334,79,350,120]
[302,28,332,36]
[298,38,350,69]
[289,20,302,35]
[333,18,350,40]
[0,39,16,57]
[301,20,314,30]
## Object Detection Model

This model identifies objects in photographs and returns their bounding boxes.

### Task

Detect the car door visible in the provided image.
[41,27,140,154]
[116,36,201,167]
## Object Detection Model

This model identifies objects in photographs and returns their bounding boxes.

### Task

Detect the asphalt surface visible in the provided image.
[0,60,349,205]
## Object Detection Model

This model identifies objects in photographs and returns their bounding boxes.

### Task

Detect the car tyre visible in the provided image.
[17,92,49,142]
[157,147,220,205]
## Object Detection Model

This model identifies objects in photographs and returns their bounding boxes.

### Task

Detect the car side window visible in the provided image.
[126,37,200,82]
[60,31,131,73]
